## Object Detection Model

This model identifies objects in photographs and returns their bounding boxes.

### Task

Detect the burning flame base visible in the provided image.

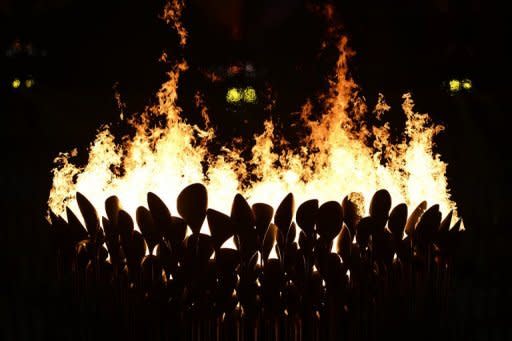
[47,36,458,227]
[49,185,463,340]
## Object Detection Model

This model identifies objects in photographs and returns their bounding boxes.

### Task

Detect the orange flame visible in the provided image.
[48,1,458,228]
[162,0,188,47]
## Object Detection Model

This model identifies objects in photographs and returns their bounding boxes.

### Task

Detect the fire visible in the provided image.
[48,1,458,228]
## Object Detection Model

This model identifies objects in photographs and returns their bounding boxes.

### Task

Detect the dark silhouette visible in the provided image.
[45,183,464,340]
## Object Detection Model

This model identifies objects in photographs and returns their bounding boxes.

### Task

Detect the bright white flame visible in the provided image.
[459,220,466,231]
[268,243,278,260]
[185,226,193,239]
[199,219,211,235]
[220,236,237,250]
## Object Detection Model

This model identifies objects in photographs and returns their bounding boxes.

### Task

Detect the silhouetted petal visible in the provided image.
[231,194,255,233]
[76,192,101,238]
[298,231,314,259]
[105,195,121,226]
[102,216,117,240]
[147,192,173,236]
[369,189,392,231]
[438,210,453,234]
[136,206,160,254]
[124,230,146,271]
[274,193,294,237]
[286,222,297,246]
[321,253,344,286]
[177,183,207,234]
[141,255,164,292]
[373,230,394,264]
[252,203,274,241]
[161,216,187,246]
[187,233,214,260]
[262,223,279,261]
[207,209,235,249]
[155,241,175,273]
[356,216,375,249]
[118,210,134,245]
[414,204,441,246]
[66,207,88,244]
[317,201,343,241]
[216,248,239,272]
[342,193,364,236]
[102,217,121,267]
[388,203,408,240]
[75,240,90,269]
[296,199,318,236]
[405,201,427,237]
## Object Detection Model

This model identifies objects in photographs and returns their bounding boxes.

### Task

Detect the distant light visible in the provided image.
[12,78,21,89]
[25,79,35,88]
[243,87,257,103]
[228,65,242,76]
[226,88,242,103]
[462,79,472,90]
[449,79,461,92]
[245,63,255,73]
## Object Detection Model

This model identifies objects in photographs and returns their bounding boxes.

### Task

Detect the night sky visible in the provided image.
[2,1,510,339]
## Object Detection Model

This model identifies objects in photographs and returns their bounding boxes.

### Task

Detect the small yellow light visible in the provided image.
[25,79,35,88]
[12,78,21,89]
[462,79,472,90]
[226,88,242,103]
[449,79,460,92]
[243,87,257,103]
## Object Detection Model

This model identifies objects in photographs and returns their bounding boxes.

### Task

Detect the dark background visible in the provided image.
[1,0,510,339]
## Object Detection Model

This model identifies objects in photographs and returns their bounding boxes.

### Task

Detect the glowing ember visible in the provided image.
[48,1,458,228]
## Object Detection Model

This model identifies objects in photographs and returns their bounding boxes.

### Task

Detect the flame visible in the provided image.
[48,1,458,227]
[220,236,237,250]
[162,0,188,47]
[268,243,279,260]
